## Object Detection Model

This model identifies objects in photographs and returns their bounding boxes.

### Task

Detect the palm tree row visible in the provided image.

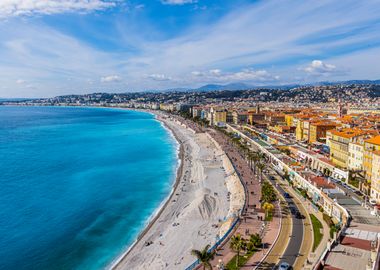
[261,180,277,203]
[230,233,262,267]
[245,148,267,180]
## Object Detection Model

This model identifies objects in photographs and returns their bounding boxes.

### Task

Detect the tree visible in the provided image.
[252,152,260,175]
[230,234,247,267]
[262,202,274,219]
[257,162,266,182]
[191,245,215,270]
[247,233,262,251]
[247,151,255,169]
[283,169,290,181]
[261,181,277,203]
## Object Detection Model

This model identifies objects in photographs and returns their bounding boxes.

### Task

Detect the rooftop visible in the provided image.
[365,135,380,146]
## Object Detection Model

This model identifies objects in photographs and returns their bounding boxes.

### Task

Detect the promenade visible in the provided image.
[205,129,281,269]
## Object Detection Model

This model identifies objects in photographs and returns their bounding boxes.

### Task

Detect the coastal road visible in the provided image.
[264,171,305,269]
[231,124,311,269]
[241,139,304,269]
[256,189,293,269]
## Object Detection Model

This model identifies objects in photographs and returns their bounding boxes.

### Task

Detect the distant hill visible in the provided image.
[179,79,380,92]
[195,83,253,91]
[0,98,38,102]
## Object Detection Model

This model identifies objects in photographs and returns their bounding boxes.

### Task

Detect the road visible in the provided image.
[265,172,304,268]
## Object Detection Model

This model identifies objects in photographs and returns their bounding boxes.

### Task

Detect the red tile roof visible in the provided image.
[341,236,373,251]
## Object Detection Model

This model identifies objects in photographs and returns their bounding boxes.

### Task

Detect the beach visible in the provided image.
[111,112,244,270]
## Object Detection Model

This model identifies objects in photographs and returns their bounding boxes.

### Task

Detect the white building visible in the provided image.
[347,142,364,171]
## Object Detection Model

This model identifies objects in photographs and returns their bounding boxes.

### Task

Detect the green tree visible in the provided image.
[191,245,215,270]
[247,233,262,251]
[230,234,247,267]
[252,152,260,175]
[257,162,266,182]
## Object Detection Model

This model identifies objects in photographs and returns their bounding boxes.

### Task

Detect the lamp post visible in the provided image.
[217,259,224,270]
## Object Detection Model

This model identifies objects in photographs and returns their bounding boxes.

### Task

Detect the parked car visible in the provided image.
[354,190,362,196]
[278,261,291,270]
[295,211,303,219]
[284,192,290,198]
[369,199,377,206]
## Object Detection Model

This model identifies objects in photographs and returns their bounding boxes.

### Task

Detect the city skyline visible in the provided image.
[1,0,380,98]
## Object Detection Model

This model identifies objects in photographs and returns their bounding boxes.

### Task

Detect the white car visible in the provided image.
[369,199,377,206]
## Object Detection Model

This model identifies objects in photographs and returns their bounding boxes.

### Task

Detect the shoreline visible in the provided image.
[109,111,185,269]
[112,110,241,269]
[3,105,243,269]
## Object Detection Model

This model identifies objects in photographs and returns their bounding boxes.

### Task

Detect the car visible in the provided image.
[284,192,290,198]
[269,176,276,181]
[369,199,377,206]
[278,261,291,270]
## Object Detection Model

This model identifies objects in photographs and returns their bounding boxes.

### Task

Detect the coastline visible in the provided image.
[111,110,242,269]
[108,111,185,269]
[2,105,243,269]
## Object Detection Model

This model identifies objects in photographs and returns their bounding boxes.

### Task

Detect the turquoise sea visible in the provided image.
[0,106,178,270]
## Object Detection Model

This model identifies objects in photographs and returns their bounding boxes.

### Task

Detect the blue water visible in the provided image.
[0,106,178,270]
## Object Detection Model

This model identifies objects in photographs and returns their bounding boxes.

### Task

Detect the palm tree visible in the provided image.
[247,233,262,251]
[257,162,266,182]
[191,245,215,270]
[250,233,262,247]
[252,152,260,175]
[247,151,255,169]
[230,234,247,267]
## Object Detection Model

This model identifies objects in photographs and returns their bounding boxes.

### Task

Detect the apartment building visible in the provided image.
[328,129,367,168]
[309,122,337,143]
[232,110,248,125]
[371,151,380,203]
[363,135,380,181]
[348,142,364,171]
[211,107,227,127]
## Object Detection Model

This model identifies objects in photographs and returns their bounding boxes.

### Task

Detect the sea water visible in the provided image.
[0,106,177,270]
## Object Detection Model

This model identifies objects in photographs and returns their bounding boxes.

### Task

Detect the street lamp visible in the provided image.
[217,259,224,270]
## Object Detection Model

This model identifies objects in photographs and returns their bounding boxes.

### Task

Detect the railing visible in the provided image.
[185,217,240,270]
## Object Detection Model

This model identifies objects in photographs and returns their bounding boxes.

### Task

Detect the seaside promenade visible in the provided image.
[113,113,282,270]
[204,129,281,269]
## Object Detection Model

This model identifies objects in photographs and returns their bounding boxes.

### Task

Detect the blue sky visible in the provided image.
[0,0,380,97]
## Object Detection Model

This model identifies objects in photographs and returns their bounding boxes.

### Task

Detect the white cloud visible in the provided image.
[191,71,203,77]
[161,0,197,5]
[148,74,171,81]
[16,79,25,84]
[101,75,121,82]
[303,60,338,75]
[0,0,116,18]
[1,0,380,97]
[190,68,279,83]
[209,69,222,76]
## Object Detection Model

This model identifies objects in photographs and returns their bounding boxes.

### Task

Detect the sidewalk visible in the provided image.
[241,202,282,269]
[256,199,292,269]
[207,129,281,270]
